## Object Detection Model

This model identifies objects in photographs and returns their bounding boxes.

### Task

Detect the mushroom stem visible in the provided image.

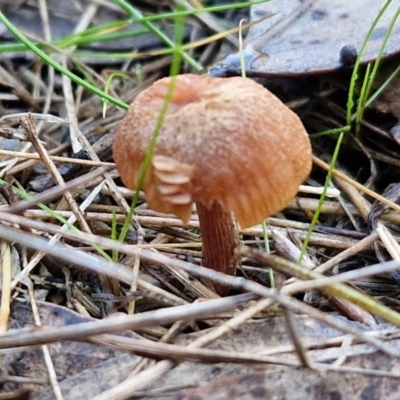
[196,201,238,295]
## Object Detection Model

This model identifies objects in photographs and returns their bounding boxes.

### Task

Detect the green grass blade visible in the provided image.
[0,179,112,260]
[0,11,128,110]
[117,2,187,244]
[299,132,345,264]
[346,0,393,125]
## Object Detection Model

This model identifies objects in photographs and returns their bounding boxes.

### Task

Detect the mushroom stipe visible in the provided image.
[113,74,312,295]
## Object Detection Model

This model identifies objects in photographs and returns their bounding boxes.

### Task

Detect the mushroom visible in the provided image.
[113,74,312,294]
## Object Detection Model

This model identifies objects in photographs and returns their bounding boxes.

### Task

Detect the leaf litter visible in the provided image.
[0,0,400,399]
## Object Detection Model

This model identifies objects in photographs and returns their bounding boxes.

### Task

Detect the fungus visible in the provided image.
[113,74,312,294]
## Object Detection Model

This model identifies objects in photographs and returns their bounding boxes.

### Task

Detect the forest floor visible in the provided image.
[1,1,400,399]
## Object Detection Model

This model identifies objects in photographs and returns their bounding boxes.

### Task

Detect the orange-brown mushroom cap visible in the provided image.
[113,74,312,228]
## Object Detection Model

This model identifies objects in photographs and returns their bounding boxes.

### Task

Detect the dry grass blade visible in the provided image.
[314,155,400,214]
[241,246,400,327]
[21,114,91,233]
[3,166,112,214]
[0,222,397,361]
[24,276,63,400]
[273,229,376,325]
[0,242,11,332]
[0,293,257,349]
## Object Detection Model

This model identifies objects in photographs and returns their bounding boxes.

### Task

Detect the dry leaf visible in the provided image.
[210,0,400,76]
